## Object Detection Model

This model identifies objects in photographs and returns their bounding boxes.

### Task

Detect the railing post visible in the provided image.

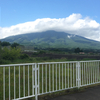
[35,63,38,100]
[76,61,81,88]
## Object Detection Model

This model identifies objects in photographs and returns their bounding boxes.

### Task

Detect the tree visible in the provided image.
[74,47,81,53]
[1,41,11,46]
[0,42,2,60]
[0,41,1,45]
[11,42,19,48]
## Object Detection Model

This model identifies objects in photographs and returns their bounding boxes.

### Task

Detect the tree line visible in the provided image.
[0,41,19,48]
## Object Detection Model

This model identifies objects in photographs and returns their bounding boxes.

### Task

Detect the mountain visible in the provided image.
[1,30,100,49]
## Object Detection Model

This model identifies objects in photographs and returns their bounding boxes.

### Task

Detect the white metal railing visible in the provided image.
[80,60,100,86]
[0,63,36,100]
[0,60,100,100]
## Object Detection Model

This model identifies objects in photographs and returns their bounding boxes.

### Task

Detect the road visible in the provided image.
[48,85,100,100]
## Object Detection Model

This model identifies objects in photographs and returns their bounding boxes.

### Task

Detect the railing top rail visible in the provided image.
[37,61,78,65]
[79,60,100,63]
[0,63,35,67]
[0,60,100,67]
[37,60,100,65]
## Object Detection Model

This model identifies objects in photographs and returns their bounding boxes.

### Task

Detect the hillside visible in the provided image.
[1,30,100,49]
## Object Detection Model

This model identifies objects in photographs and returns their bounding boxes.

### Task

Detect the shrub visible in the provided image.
[20,54,29,59]
[2,47,21,61]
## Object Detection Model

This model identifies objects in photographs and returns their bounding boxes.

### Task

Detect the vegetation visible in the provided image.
[0,41,100,100]
[74,47,83,53]
[2,47,20,60]
[1,41,11,46]
[0,40,100,64]
[11,42,20,48]
[0,41,29,64]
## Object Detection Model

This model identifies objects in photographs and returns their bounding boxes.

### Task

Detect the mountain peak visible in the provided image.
[0,30,100,49]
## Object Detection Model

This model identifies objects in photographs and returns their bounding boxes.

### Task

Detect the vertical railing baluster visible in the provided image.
[19,65,20,98]
[89,62,90,84]
[88,62,89,84]
[96,61,97,82]
[3,67,5,100]
[59,63,60,90]
[62,63,63,89]
[91,62,92,83]
[46,64,47,93]
[93,62,94,83]
[35,63,38,100]
[23,65,25,97]
[38,64,40,94]
[82,62,83,85]
[76,63,77,87]
[94,62,95,83]
[98,61,100,82]
[76,62,81,88]
[42,64,43,93]
[85,62,87,85]
[84,62,85,85]
[49,64,50,92]
[98,61,99,82]
[96,62,97,82]
[53,64,54,91]
[32,64,34,95]
[70,63,72,87]
[14,66,16,99]
[79,62,81,87]
[73,63,74,87]
[86,62,88,85]
[87,62,89,85]
[65,63,66,89]
[68,63,69,88]
[56,64,57,90]
[28,65,29,96]
[8,66,10,100]
[95,62,96,82]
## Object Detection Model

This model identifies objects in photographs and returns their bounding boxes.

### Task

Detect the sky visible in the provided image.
[0,0,100,41]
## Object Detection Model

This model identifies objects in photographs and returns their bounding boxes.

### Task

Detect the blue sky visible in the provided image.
[0,0,100,41]
[0,0,100,27]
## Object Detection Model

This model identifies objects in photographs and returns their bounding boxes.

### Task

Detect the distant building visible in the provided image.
[24,50,37,52]
[79,52,85,54]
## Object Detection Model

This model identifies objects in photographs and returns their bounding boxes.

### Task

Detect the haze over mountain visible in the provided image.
[1,30,100,49]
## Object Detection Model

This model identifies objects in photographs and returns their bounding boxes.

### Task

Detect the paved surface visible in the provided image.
[48,85,100,100]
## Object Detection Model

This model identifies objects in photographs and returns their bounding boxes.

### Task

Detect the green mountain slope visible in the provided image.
[1,30,100,49]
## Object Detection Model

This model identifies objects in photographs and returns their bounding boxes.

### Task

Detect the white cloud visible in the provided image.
[0,13,100,41]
